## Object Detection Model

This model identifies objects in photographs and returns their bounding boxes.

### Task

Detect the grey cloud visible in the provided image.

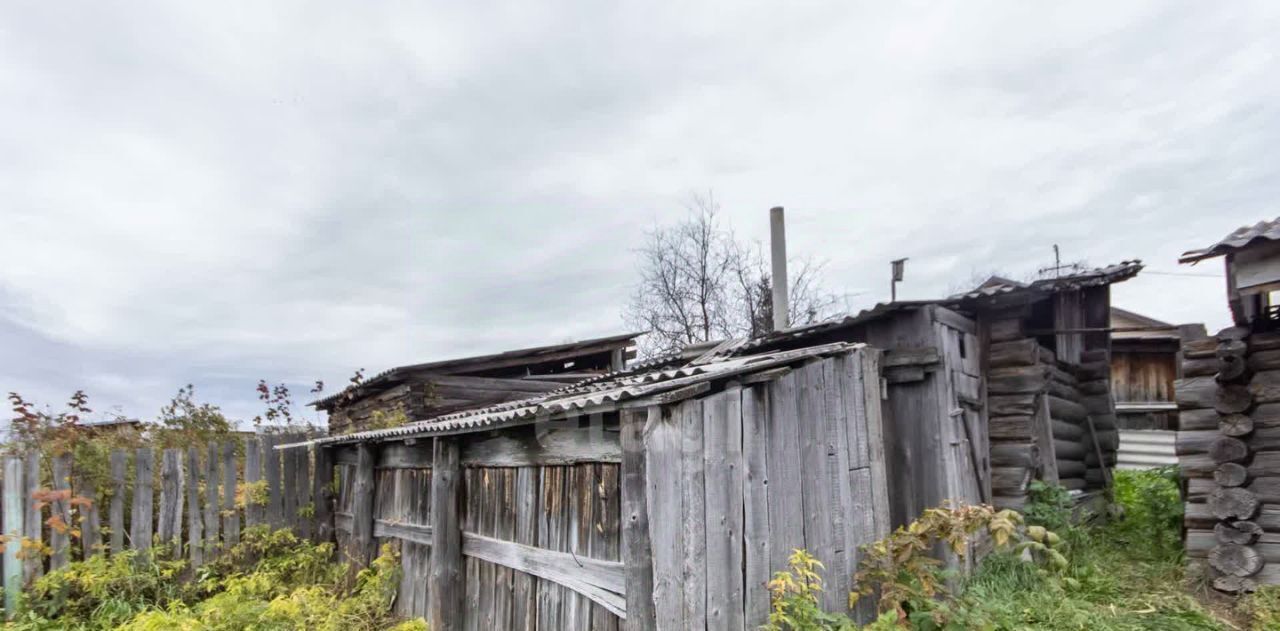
[2,1,1279,421]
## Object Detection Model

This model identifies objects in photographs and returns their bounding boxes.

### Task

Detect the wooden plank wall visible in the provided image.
[1,434,318,612]
[643,350,891,629]
[860,306,985,528]
[325,348,890,630]
[332,427,625,630]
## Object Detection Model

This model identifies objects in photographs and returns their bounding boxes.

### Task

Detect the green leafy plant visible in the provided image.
[8,528,425,630]
[1023,479,1075,533]
[764,549,858,631]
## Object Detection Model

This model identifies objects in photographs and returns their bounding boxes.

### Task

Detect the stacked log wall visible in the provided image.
[1076,350,1120,490]
[986,316,1049,509]
[985,315,1120,506]
[1177,328,1280,592]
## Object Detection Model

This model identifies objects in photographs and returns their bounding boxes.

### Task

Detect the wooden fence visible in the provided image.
[0,433,324,613]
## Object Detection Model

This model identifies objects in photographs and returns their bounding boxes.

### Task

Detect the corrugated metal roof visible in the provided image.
[711,302,933,359]
[286,341,864,448]
[948,260,1143,303]
[1180,217,1280,263]
[309,331,641,409]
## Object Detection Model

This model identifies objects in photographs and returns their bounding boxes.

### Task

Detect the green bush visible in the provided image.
[7,528,425,631]
[1111,467,1183,561]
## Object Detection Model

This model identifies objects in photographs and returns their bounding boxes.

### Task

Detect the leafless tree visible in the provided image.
[625,195,840,357]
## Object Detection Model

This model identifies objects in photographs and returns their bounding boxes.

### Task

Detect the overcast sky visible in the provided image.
[2,1,1278,425]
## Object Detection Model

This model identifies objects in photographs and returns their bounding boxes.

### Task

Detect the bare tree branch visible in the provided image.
[624,195,841,358]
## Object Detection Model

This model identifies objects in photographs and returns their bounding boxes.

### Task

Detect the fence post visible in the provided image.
[50,453,71,570]
[131,448,154,554]
[222,443,239,548]
[312,446,334,545]
[428,437,463,631]
[23,452,43,582]
[244,438,262,528]
[204,443,220,557]
[264,435,283,529]
[295,446,312,540]
[621,408,656,631]
[282,441,298,532]
[4,456,25,617]
[157,449,183,551]
[75,462,102,559]
[109,451,126,555]
[348,442,377,570]
[186,447,203,567]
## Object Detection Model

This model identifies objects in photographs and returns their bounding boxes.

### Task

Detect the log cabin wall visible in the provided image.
[983,303,1119,508]
[1177,328,1280,592]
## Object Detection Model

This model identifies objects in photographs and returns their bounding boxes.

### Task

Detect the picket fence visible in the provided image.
[0,433,329,614]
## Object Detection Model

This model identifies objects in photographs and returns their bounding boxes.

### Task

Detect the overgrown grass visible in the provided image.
[768,468,1267,629]
[950,467,1224,630]
[944,468,1225,630]
[3,527,427,630]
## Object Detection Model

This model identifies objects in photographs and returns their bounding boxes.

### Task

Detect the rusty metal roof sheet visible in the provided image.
[1180,217,1280,263]
[287,341,864,448]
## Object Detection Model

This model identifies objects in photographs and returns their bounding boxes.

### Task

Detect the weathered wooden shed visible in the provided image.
[1109,307,1207,430]
[939,263,1141,506]
[312,333,639,435]
[730,262,1141,511]
[306,342,892,630]
[1177,217,1280,592]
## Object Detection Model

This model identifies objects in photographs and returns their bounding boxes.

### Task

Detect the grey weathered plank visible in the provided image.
[24,452,43,581]
[461,427,622,467]
[593,462,622,631]
[794,361,842,612]
[511,466,537,631]
[204,443,220,557]
[109,451,126,555]
[708,387,746,630]
[645,406,685,631]
[766,370,806,573]
[264,434,283,528]
[428,438,462,631]
[131,448,154,553]
[821,358,856,610]
[853,349,893,536]
[621,408,655,631]
[570,465,591,630]
[536,465,566,631]
[282,442,298,532]
[4,456,24,615]
[493,468,514,631]
[244,438,262,528]
[186,447,203,567]
[50,453,71,570]
[741,386,771,627]
[313,446,335,545]
[679,398,706,631]
[462,531,626,617]
[350,443,377,568]
[157,449,183,549]
[78,475,102,560]
[221,442,239,548]
[296,445,313,540]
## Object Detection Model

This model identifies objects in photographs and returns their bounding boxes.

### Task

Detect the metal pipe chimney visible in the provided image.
[770,206,789,331]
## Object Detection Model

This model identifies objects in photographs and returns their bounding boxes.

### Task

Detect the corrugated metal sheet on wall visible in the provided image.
[1117,429,1178,469]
